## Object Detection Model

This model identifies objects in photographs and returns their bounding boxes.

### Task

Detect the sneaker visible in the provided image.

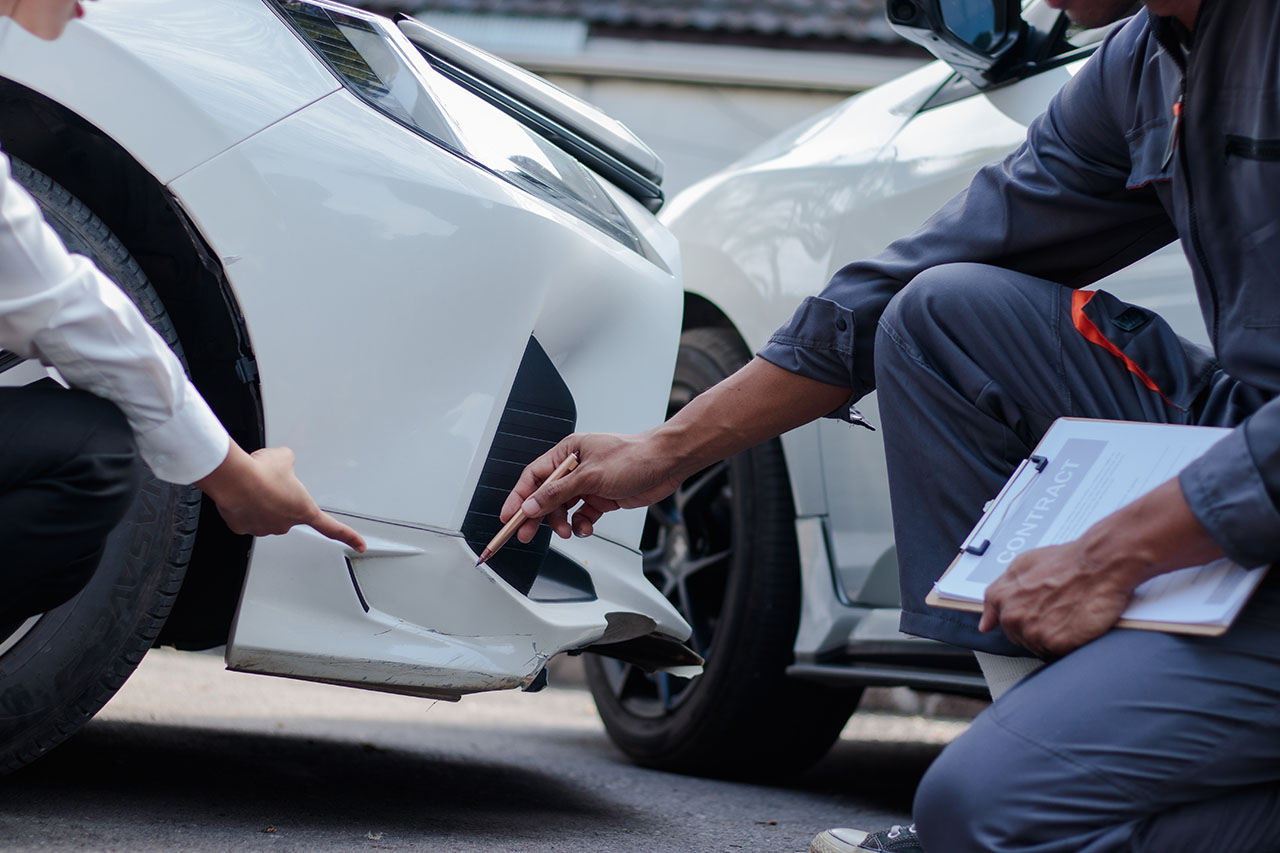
[809,824,922,853]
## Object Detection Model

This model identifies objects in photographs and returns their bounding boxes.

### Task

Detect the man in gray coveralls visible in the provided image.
[504,0,1280,849]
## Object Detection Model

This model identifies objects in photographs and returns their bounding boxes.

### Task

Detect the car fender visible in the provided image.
[0,0,339,185]
[662,60,951,356]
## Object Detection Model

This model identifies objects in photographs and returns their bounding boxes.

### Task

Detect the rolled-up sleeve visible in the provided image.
[0,153,230,484]
[1181,400,1280,567]
[759,295,856,387]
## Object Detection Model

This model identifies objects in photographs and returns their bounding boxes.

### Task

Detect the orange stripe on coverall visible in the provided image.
[1070,289,1182,411]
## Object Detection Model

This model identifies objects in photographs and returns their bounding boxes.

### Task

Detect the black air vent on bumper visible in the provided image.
[461,337,590,597]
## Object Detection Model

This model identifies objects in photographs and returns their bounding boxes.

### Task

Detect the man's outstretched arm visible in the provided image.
[499,357,851,544]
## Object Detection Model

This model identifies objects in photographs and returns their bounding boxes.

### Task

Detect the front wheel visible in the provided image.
[0,159,200,775]
[584,327,859,780]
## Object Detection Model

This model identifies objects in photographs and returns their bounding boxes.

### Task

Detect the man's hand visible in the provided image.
[195,443,366,552]
[978,478,1224,658]
[978,540,1136,658]
[499,358,853,544]
[501,432,688,543]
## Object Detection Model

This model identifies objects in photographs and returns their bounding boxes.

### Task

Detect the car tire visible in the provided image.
[0,158,201,775]
[584,326,860,780]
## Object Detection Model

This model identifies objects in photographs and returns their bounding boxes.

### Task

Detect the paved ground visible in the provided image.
[0,650,980,852]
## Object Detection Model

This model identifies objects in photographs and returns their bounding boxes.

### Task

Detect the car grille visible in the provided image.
[461,337,593,600]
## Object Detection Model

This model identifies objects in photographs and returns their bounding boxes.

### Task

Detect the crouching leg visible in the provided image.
[0,384,141,626]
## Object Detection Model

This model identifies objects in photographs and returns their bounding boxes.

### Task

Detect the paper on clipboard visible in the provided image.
[927,418,1269,636]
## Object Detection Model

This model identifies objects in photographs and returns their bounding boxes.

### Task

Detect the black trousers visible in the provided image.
[0,382,141,628]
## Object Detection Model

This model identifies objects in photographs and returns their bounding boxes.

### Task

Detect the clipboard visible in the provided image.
[925,418,1268,637]
[926,581,1233,637]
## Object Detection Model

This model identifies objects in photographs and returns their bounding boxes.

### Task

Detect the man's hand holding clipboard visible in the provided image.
[929,418,1262,658]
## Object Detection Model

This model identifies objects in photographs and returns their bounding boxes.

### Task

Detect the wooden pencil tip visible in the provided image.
[475,549,492,566]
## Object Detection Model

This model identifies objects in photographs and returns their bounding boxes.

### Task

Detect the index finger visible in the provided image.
[309,508,367,553]
[979,594,1000,633]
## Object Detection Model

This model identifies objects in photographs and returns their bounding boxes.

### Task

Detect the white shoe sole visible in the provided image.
[809,828,872,853]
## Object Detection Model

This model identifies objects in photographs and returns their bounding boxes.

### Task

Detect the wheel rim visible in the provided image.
[596,382,736,719]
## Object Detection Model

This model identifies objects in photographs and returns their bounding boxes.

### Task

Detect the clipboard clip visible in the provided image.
[957,454,1051,556]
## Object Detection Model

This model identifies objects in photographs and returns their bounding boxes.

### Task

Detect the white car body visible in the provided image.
[0,0,692,704]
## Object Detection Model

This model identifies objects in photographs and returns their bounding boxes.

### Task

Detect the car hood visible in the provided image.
[662,59,953,230]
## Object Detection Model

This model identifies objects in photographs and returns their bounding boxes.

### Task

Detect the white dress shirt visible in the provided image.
[0,152,229,484]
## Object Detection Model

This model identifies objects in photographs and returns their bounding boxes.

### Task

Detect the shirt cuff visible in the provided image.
[134,380,231,484]
[1179,426,1280,568]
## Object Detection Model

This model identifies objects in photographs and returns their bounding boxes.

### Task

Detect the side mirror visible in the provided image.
[887,0,1029,87]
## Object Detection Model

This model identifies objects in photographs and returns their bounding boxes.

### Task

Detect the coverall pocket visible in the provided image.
[1073,289,1216,413]
[1225,135,1280,161]
[1223,128,1280,275]
[1123,115,1175,189]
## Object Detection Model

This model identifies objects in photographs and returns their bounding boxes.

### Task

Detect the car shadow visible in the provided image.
[531,720,946,815]
[0,719,631,842]
[0,702,960,850]
[786,736,948,812]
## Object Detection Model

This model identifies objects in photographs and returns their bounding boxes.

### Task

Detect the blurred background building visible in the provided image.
[359,0,929,195]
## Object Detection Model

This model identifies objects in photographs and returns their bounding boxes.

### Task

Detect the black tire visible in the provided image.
[0,159,201,775]
[584,326,860,780]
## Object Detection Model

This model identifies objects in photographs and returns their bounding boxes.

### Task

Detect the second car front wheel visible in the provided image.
[584,326,860,780]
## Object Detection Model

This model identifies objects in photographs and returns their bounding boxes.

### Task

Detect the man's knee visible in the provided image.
[0,391,140,622]
[59,390,142,524]
[914,709,1062,853]
[0,387,141,551]
[875,264,1065,405]
[914,730,998,853]
[880,263,1045,351]
[915,708,1124,853]
[0,388,142,624]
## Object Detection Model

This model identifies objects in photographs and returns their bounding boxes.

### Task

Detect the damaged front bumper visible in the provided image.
[226,519,700,701]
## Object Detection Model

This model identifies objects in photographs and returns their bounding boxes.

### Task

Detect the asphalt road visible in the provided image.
[0,650,977,853]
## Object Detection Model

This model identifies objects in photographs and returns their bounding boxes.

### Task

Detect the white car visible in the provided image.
[583,0,1205,778]
[0,0,698,773]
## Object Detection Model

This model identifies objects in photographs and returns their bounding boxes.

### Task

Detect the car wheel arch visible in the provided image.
[0,78,262,649]
[683,295,810,585]
[681,291,738,335]
[682,290,830,520]
[681,293,812,580]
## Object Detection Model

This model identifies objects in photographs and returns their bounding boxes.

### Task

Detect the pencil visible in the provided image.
[475,452,579,566]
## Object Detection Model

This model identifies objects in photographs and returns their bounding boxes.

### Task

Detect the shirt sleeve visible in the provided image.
[0,153,230,484]
[759,14,1178,408]
[1181,399,1280,568]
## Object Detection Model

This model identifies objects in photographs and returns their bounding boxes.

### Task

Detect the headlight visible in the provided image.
[267,0,647,257]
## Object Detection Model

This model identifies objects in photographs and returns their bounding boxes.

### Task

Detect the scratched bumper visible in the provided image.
[226,519,695,700]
